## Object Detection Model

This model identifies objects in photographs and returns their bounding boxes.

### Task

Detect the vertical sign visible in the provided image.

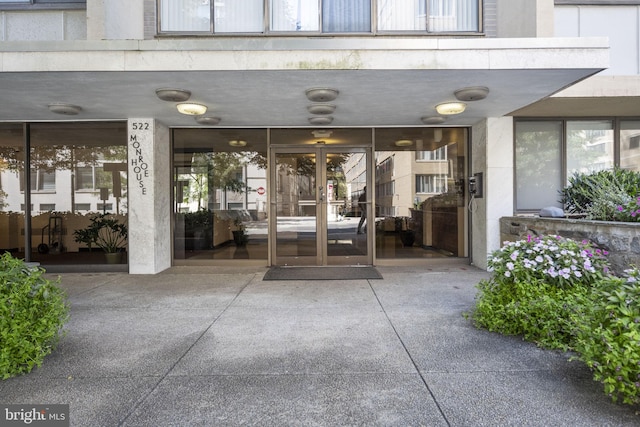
[128,120,152,197]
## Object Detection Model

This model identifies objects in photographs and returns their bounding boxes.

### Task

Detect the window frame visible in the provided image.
[513,117,640,214]
[0,0,85,11]
[156,0,483,36]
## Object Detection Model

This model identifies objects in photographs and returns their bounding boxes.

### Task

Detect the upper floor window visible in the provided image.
[0,0,85,9]
[159,0,480,34]
[416,146,447,161]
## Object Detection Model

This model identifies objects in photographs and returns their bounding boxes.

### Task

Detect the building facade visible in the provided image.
[0,0,628,274]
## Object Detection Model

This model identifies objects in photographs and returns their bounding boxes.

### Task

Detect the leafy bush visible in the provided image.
[572,268,640,405]
[613,196,640,222]
[560,168,640,220]
[0,253,69,379]
[469,236,611,350]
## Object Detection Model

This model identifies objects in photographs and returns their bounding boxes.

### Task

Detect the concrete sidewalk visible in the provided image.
[1,265,639,426]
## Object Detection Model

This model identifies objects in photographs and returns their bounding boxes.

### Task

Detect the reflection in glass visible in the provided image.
[0,122,128,265]
[275,153,317,258]
[620,121,640,172]
[515,121,563,210]
[173,129,268,261]
[566,120,614,177]
[374,127,467,259]
[0,125,24,257]
[326,152,367,258]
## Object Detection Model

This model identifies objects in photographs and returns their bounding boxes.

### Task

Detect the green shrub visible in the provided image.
[560,168,640,220]
[0,253,69,379]
[572,268,640,405]
[468,235,611,350]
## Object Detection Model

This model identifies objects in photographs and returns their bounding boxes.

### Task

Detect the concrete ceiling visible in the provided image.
[0,38,609,129]
[0,68,603,128]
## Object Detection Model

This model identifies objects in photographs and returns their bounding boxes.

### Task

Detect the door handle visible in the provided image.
[319,186,325,202]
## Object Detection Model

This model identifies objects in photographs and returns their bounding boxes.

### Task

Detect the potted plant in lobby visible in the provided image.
[232,217,249,246]
[74,214,127,263]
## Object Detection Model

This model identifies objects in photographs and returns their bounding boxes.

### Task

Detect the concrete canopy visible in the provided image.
[0,37,608,127]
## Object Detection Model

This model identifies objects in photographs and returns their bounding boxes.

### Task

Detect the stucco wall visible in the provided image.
[500,216,640,275]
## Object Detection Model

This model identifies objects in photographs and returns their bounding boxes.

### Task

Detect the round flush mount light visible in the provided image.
[195,116,221,125]
[421,116,447,125]
[155,88,191,102]
[308,116,333,125]
[394,139,413,147]
[305,88,339,103]
[307,104,336,115]
[48,103,82,115]
[454,86,489,102]
[177,103,207,116]
[228,140,247,147]
[435,102,466,115]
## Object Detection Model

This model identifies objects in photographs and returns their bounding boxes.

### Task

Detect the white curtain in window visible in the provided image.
[215,0,263,33]
[160,0,211,32]
[377,0,425,31]
[428,0,477,32]
[323,0,371,32]
[270,0,320,31]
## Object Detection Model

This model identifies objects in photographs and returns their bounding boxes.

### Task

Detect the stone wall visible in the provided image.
[500,216,640,275]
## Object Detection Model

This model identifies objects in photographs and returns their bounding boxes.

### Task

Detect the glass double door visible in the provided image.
[271,147,371,266]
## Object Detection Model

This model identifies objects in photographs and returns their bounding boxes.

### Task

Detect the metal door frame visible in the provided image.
[269,145,372,266]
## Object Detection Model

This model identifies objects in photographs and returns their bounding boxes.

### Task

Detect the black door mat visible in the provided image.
[263,266,383,281]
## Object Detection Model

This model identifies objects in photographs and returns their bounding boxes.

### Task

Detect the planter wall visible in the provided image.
[500,216,640,275]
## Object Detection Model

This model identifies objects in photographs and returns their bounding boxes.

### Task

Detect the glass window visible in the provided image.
[566,120,614,178]
[270,0,319,31]
[417,146,447,160]
[323,0,371,32]
[160,0,480,34]
[76,166,93,190]
[515,121,563,211]
[160,0,211,32]
[377,0,426,31]
[428,0,478,32]
[215,0,263,33]
[620,120,640,172]
[416,174,447,193]
[39,203,55,211]
[173,129,268,261]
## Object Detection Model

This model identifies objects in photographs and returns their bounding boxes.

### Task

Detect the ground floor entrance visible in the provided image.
[172,127,469,267]
[0,123,469,270]
[271,146,371,266]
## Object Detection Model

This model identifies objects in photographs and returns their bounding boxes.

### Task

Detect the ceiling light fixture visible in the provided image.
[305,88,339,102]
[312,130,333,138]
[308,116,333,125]
[48,103,82,115]
[155,88,191,102]
[195,116,221,125]
[435,102,466,115]
[394,139,413,147]
[229,140,247,147]
[454,86,489,102]
[177,103,207,116]
[307,104,336,115]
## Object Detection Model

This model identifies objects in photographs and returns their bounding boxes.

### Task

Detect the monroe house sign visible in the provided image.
[128,120,152,197]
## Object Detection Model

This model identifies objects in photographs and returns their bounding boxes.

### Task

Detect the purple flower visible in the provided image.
[617,205,624,212]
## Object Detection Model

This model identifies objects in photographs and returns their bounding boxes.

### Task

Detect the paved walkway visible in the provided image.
[1,265,639,426]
